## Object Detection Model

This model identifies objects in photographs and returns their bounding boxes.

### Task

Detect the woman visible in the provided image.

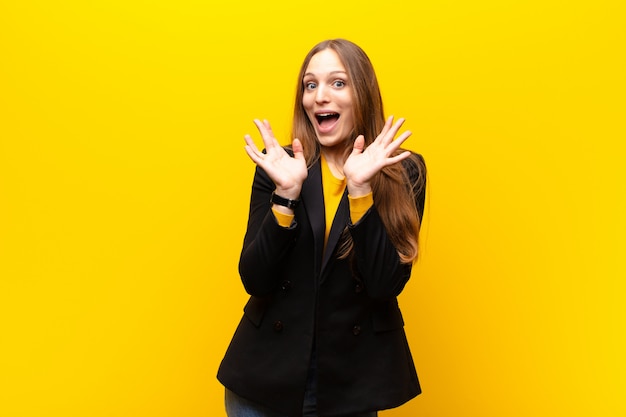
[217,39,427,417]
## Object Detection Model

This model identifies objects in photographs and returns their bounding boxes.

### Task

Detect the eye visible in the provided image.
[305,82,317,90]
[332,80,346,88]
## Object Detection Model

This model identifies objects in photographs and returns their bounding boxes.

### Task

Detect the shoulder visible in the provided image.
[401,152,427,185]
[401,152,427,217]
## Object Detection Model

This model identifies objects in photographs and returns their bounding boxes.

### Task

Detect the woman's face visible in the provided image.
[302,49,355,150]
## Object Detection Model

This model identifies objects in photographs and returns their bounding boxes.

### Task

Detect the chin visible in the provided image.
[317,136,344,148]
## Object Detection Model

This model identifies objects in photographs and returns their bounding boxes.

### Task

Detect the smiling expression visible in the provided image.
[302,49,355,151]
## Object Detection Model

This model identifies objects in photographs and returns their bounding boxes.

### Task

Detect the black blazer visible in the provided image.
[217,154,425,416]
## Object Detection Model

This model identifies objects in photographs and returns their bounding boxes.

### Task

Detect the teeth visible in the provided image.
[318,113,336,117]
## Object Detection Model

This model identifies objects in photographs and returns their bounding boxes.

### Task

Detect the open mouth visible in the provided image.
[316,113,340,125]
[315,112,340,132]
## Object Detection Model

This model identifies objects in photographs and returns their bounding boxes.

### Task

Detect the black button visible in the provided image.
[352,325,361,336]
[274,321,284,332]
[354,283,363,294]
[281,280,292,291]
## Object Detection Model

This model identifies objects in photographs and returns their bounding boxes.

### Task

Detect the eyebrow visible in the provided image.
[303,70,348,77]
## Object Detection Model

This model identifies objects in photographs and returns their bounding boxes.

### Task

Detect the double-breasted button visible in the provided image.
[352,325,361,336]
[274,320,284,332]
[354,283,363,294]
[280,280,292,291]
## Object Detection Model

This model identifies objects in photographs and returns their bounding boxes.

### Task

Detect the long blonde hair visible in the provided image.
[292,39,426,263]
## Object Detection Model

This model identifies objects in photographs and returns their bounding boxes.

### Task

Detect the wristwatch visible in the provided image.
[270,192,300,209]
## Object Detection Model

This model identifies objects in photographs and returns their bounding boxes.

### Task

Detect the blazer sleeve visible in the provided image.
[348,153,427,300]
[238,165,299,296]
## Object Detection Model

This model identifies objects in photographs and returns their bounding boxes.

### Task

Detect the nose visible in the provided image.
[315,85,330,104]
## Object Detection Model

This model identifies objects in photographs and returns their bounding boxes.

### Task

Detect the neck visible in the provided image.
[321,147,345,179]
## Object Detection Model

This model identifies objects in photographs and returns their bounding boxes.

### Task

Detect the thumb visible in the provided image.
[292,138,305,160]
[351,135,365,154]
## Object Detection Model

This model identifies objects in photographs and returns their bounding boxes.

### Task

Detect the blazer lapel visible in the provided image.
[321,189,349,275]
[300,160,325,277]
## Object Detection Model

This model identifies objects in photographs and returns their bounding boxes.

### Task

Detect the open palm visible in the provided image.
[244,119,308,199]
[343,116,412,196]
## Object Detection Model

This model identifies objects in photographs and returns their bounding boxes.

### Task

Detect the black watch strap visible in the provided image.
[270,192,300,209]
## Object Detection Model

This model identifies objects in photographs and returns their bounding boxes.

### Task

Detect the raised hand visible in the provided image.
[343,116,412,197]
[244,119,308,200]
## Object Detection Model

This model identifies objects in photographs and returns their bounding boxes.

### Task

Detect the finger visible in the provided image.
[244,134,262,156]
[374,115,397,145]
[376,116,394,142]
[350,135,366,155]
[385,150,412,166]
[382,117,406,145]
[253,118,275,139]
[244,143,264,165]
[252,119,269,143]
[253,119,267,135]
[253,119,278,151]
[386,130,412,153]
[292,138,305,160]
[244,145,259,163]
[263,119,275,137]
[263,120,281,150]
[244,134,265,160]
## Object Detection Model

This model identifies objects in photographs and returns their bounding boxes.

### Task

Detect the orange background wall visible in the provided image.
[1,1,624,416]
